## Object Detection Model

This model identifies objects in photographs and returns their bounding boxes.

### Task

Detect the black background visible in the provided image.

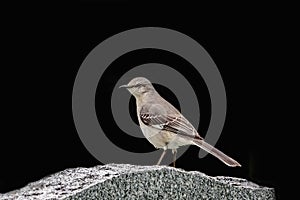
[1,1,293,199]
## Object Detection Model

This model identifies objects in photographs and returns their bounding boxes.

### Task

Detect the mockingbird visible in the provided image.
[120,77,241,167]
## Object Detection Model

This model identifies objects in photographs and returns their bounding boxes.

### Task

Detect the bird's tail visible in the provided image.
[192,139,241,167]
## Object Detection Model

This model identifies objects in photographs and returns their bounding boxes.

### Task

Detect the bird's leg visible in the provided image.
[156,149,167,165]
[172,149,177,167]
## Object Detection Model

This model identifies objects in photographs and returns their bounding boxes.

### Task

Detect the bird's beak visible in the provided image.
[119,84,129,89]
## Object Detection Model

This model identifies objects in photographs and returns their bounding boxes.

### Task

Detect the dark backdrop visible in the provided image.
[1,1,289,199]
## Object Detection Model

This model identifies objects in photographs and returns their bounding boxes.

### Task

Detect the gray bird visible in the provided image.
[120,77,241,167]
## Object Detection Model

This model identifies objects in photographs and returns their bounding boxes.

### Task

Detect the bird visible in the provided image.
[119,77,241,167]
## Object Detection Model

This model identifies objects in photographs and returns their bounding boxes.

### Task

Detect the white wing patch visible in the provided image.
[140,112,201,139]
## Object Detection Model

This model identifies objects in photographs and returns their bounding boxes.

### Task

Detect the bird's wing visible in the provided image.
[140,105,203,140]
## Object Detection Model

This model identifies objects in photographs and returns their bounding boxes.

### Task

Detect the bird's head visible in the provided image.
[119,77,155,98]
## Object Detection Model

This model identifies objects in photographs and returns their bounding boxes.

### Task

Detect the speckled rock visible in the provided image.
[0,164,275,200]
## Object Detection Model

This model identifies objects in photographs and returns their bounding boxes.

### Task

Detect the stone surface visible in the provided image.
[0,164,275,200]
